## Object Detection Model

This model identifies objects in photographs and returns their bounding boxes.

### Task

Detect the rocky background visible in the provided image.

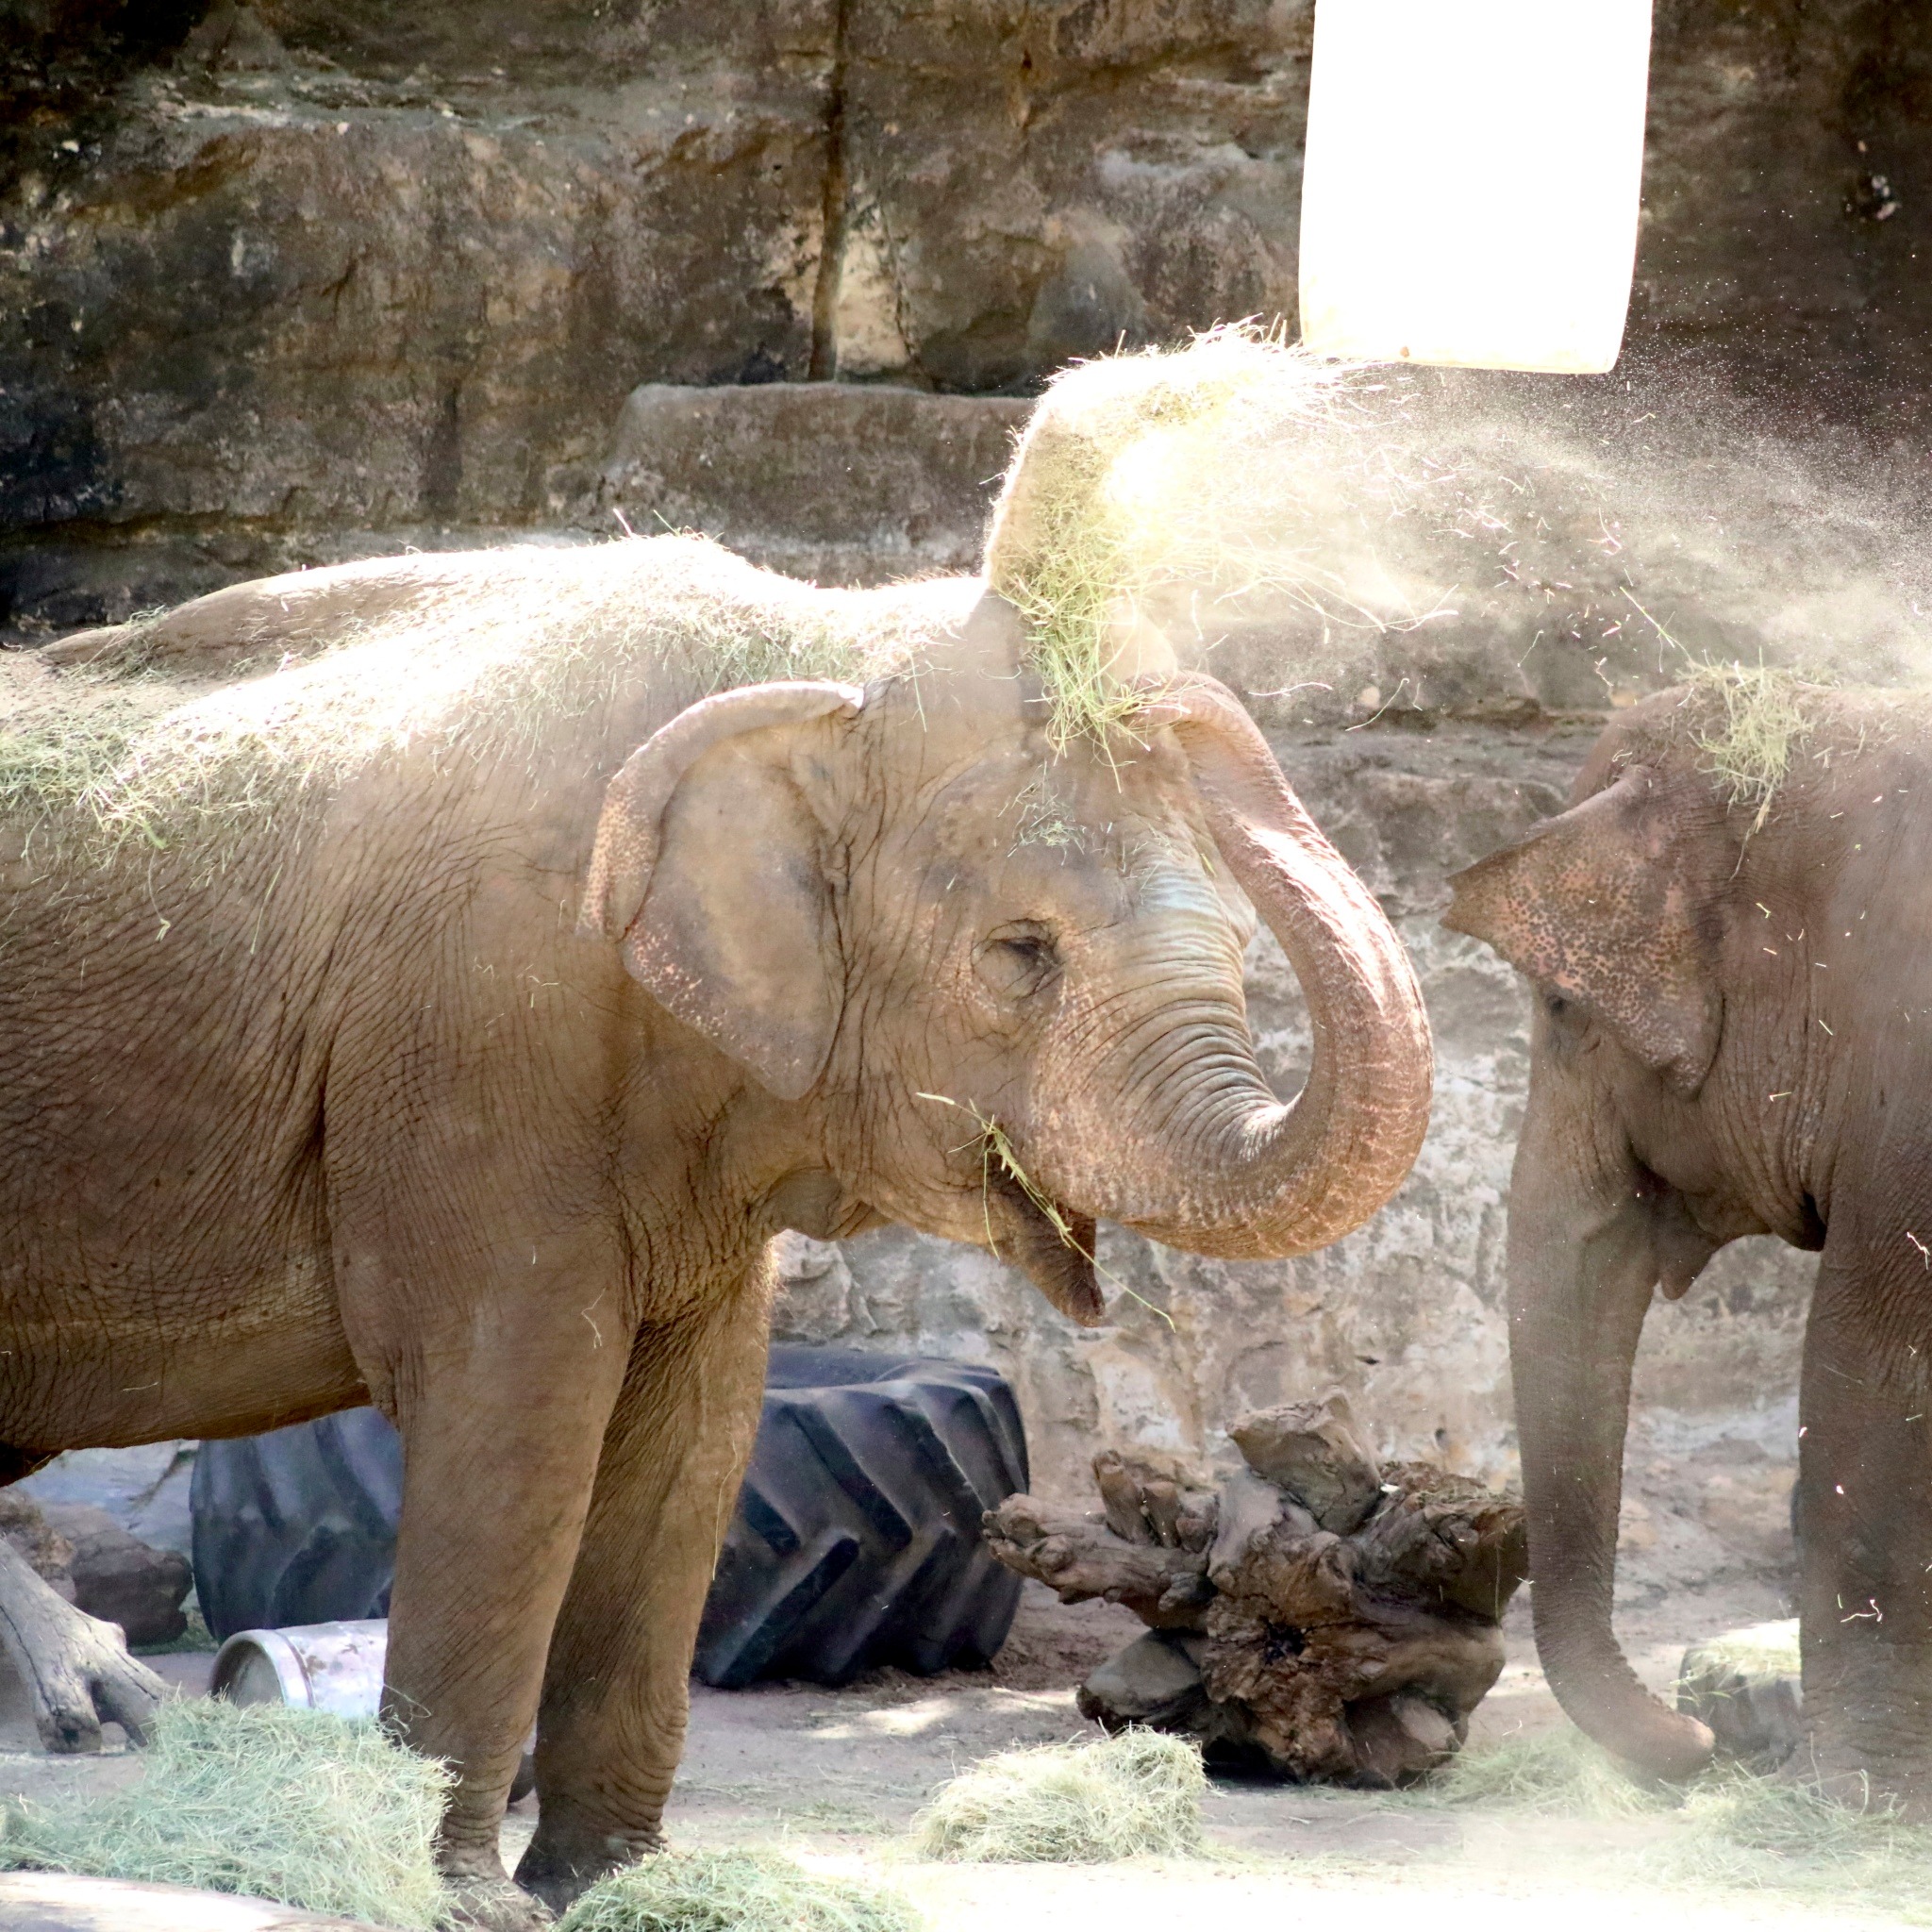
[4,0,1931,630]
[8,0,1904,1609]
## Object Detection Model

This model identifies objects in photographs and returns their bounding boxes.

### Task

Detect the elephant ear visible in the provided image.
[580,682,864,1101]
[1442,763,1730,1096]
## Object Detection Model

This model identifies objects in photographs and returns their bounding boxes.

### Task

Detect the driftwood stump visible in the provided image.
[985,1395,1528,1787]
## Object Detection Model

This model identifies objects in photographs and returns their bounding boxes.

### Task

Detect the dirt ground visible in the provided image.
[7,1568,1904,1931]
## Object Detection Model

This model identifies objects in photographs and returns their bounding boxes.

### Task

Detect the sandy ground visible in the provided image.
[4,1568,1898,1931]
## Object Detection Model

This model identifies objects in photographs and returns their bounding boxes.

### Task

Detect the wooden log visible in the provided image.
[993,1416,1529,1787]
[1229,1394,1383,1534]
[981,1494,1216,1629]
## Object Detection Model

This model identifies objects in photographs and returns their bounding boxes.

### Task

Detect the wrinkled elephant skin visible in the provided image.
[0,540,1430,1922]
[1446,683,1932,1805]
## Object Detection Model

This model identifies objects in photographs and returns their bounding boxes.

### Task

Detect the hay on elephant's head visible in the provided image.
[558,1849,919,1932]
[984,324,1350,750]
[0,1699,449,1927]
[1675,662,1831,830]
[912,1729,1204,1862]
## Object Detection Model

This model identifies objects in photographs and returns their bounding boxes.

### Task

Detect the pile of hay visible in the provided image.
[1427,1714,1932,1920]
[1654,1774,1932,1914]
[912,1729,1204,1863]
[558,1849,918,1932]
[0,1700,449,1928]
[1424,1723,1673,1820]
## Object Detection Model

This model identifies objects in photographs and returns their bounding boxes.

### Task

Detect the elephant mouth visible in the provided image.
[987,1171,1106,1328]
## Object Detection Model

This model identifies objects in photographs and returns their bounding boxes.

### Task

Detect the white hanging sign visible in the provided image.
[1298,0,1655,374]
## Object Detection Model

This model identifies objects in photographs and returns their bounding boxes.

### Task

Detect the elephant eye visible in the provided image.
[976,924,1060,1000]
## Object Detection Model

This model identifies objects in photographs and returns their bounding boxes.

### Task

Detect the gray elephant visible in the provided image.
[1445,673,1932,1805]
[0,363,1432,1919]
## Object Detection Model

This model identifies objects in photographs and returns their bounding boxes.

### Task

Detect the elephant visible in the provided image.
[1443,675,1932,1804]
[0,530,1431,1924]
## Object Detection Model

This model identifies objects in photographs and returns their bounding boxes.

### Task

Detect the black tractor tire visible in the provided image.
[191,1406,404,1641]
[191,1345,1027,1687]
[692,1346,1027,1687]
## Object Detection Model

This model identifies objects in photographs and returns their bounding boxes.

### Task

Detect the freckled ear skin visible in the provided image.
[1442,763,1729,1097]
[580,682,863,1101]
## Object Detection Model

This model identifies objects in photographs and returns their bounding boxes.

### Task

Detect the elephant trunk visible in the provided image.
[1045,675,1432,1260]
[1507,1124,1716,1779]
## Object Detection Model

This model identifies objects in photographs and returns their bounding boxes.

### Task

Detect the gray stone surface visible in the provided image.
[40,1503,193,1649]
[597,383,1029,585]
[16,1443,198,1557]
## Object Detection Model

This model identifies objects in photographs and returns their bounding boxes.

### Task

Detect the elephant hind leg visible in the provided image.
[0,1520,165,1752]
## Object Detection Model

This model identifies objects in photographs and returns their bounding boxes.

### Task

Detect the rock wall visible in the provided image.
[6,1,1932,628]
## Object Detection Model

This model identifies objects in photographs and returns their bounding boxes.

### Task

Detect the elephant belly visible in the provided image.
[0,1249,367,1455]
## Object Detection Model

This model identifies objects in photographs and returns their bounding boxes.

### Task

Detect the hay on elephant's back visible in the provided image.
[913,1729,1204,1862]
[0,1699,450,1928]
[558,1848,920,1932]
[0,538,967,876]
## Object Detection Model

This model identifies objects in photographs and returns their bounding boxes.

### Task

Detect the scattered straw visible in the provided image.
[559,1849,919,1932]
[985,323,1350,751]
[0,537,968,885]
[0,1699,450,1928]
[1648,1771,1932,1920]
[1422,1724,1672,1820]
[913,1730,1204,1863]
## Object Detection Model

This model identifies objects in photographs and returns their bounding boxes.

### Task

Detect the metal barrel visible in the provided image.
[210,1617,537,1802]
[209,1618,388,1718]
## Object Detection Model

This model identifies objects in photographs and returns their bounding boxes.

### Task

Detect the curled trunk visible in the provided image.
[1042,675,1433,1259]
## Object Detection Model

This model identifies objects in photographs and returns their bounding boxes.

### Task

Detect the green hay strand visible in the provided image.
[0,1700,450,1928]
[912,1730,1204,1863]
[1678,662,1824,830]
[558,1849,920,1932]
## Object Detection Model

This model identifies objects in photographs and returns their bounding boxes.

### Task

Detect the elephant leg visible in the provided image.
[376,1292,632,1932]
[515,1265,773,1912]
[0,1530,165,1752]
[1798,1244,1932,1807]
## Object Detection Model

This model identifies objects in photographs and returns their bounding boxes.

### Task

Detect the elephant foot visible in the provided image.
[441,1867,555,1931]
[516,1820,662,1915]
[0,1534,165,1751]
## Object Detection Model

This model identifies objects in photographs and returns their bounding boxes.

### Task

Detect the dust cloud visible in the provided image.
[1144,349,1932,722]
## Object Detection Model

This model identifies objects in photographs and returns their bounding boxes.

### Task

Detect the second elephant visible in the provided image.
[1447,675,1932,1806]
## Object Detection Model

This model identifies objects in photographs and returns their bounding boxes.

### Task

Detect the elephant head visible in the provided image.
[581,588,1434,1322]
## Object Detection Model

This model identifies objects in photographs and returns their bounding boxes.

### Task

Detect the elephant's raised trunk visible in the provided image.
[1042,675,1433,1259]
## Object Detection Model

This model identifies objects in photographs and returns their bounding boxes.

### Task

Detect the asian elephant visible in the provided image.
[1444,677,1932,1804]
[0,533,1430,1924]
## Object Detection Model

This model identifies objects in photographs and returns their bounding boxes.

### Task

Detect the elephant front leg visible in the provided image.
[375,1296,632,1932]
[515,1270,773,1912]
[1798,1248,1932,1808]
